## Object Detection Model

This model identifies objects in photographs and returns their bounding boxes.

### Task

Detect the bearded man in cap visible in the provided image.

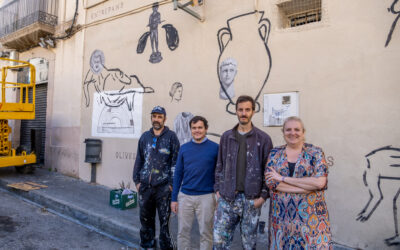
[133,106,180,250]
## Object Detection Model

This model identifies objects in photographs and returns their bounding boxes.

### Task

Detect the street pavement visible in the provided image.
[0,188,126,250]
[0,167,352,249]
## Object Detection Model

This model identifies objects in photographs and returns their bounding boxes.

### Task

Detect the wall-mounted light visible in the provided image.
[38,37,56,49]
[45,38,55,48]
[0,51,10,58]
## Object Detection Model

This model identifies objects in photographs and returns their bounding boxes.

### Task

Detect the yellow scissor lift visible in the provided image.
[0,57,36,173]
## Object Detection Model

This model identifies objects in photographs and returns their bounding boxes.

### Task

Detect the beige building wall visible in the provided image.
[41,1,86,177]
[77,1,400,248]
[4,0,87,177]
[2,0,397,248]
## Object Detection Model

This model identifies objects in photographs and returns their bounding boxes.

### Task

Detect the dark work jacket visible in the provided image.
[214,124,273,201]
[133,126,180,187]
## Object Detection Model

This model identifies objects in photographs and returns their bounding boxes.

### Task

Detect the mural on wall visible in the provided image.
[174,112,194,145]
[219,58,237,100]
[92,90,143,138]
[356,145,400,246]
[137,2,179,63]
[217,11,272,114]
[263,92,299,127]
[83,50,154,138]
[169,82,183,102]
[385,0,400,47]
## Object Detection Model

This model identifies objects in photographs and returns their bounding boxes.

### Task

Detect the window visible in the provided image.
[278,0,322,28]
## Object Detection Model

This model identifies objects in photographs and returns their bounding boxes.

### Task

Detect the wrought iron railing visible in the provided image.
[0,0,58,38]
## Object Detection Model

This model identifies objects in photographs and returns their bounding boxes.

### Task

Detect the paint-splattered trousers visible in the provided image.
[139,183,173,250]
[213,193,261,250]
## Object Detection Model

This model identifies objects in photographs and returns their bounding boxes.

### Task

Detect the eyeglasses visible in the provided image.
[152,137,157,149]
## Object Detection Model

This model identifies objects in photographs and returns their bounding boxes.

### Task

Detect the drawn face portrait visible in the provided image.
[174,86,183,101]
[90,50,105,75]
[152,3,158,12]
[169,82,183,102]
[219,63,237,86]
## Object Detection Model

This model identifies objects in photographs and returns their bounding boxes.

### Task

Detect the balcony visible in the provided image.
[0,0,58,51]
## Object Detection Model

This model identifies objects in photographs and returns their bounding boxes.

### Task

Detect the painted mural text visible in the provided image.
[90,2,124,21]
[115,151,136,160]
[327,156,334,167]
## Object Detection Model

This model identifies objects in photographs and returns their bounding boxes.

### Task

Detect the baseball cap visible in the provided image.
[151,106,166,115]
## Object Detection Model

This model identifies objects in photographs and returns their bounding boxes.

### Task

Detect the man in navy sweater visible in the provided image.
[171,116,219,250]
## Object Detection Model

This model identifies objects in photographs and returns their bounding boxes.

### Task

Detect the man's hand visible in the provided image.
[171,201,178,214]
[136,183,141,192]
[216,191,220,199]
[253,197,265,209]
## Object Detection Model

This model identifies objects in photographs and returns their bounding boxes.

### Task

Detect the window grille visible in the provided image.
[278,0,322,28]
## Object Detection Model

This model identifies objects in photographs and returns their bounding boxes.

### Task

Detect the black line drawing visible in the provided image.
[173,112,194,145]
[219,58,237,100]
[97,103,135,134]
[137,2,179,64]
[385,0,400,47]
[217,11,272,115]
[169,82,183,102]
[83,50,154,110]
[356,145,400,246]
[83,50,154,137]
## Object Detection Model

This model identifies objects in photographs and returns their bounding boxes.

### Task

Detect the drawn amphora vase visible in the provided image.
[217,11,272,114]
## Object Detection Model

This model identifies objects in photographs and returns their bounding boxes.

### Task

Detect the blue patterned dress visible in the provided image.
[265,143,332,249]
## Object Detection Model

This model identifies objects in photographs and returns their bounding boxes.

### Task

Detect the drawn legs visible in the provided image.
[357,171,384,222]
[385,188,400,246]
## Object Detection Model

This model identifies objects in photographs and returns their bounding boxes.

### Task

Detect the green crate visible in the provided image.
[109,189,137,210]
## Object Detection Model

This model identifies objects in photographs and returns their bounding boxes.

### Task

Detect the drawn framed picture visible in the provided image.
[263,92,299,127]
[91,89,143,138]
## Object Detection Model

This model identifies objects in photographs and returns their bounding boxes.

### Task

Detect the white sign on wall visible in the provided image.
[91,89,143,138]
[263,92,299,127]
[28,57,49,84]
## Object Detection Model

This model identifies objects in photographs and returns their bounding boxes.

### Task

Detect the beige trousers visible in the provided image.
[177,192,216,250]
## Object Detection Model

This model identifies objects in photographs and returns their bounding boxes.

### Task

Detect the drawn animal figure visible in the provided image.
[136,3,179,64]
[385,0,400,47]
[356,145,400,246]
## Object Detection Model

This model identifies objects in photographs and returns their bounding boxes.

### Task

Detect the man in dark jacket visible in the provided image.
[213,95,273,250]
[133,106,180,250]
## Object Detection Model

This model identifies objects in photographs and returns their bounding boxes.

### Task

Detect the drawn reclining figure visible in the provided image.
[83,66,154,111]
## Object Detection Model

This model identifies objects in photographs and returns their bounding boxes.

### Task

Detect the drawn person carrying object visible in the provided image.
[137,2,179,64]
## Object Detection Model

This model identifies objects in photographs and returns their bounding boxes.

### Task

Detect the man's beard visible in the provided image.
[238,116,251,125]
[152,121,162,130]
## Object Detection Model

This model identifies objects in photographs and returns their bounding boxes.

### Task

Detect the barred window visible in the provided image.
[278,0,322,28]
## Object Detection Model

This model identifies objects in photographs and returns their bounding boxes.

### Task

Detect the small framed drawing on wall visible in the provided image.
[263,92,299,127]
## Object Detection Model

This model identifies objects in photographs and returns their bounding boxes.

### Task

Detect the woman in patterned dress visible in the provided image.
[265,116,332,249]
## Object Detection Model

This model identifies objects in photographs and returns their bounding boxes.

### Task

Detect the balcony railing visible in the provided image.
[0,0,58,49]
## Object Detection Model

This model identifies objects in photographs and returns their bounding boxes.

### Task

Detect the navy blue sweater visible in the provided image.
[172,139,219,202]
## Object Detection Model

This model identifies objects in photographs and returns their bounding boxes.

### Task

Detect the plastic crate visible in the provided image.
[109,189,137,210]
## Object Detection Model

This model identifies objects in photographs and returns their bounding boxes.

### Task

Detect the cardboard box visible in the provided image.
[109,189,137,210]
